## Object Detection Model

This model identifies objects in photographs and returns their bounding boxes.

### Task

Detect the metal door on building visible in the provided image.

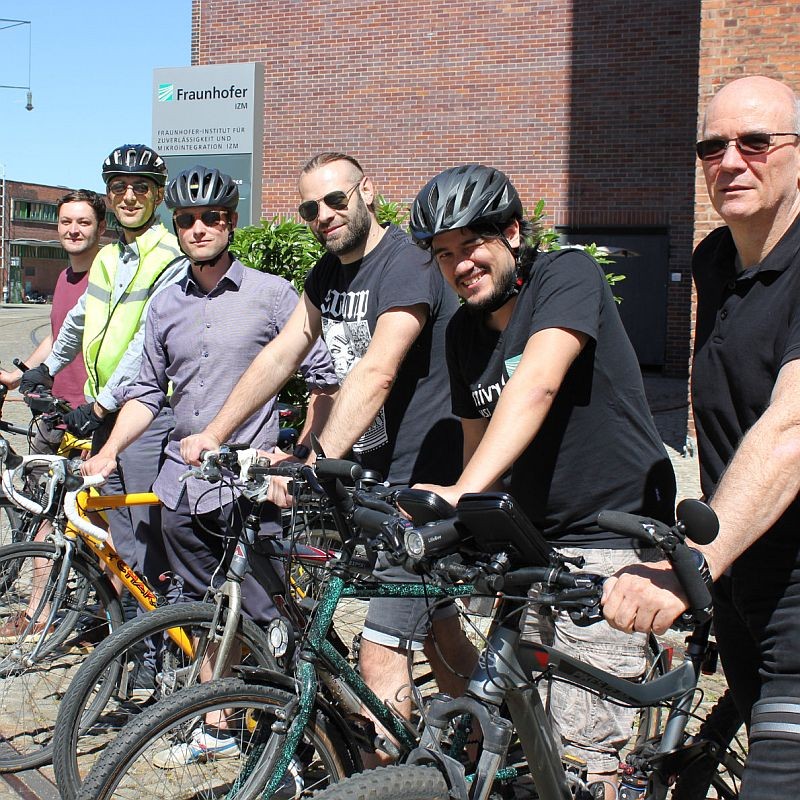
[558,229,669,367]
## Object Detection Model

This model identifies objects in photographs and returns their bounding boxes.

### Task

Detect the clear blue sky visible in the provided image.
[0,0,192,192]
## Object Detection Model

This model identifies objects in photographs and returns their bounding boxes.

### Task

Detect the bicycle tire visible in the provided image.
[0,542,123,772]
[308,763,450,800]
[76,676,353,800]
[671,688,745,800]
[53,599,276,800]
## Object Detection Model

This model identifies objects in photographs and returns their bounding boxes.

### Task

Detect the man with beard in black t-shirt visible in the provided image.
[411,164,675,797]
[182,152,473,767]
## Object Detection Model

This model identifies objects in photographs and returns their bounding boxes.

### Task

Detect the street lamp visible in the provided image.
[0,19,33,111]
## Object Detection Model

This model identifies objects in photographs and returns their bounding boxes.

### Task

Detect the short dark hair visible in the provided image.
[57,190,106,225]
[300,152,365,177]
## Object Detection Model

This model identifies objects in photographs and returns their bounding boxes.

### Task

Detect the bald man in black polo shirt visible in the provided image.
[603,76,800,797]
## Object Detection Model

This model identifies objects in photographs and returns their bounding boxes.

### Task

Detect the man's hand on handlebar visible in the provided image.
[266,475,293,508]
[63,402,105,437]
[81,452,118,479]
[412,482,462,509]
[180,431,220,466]
[19,364,53,395]
[601,561,689,636]
[0,367,22,390]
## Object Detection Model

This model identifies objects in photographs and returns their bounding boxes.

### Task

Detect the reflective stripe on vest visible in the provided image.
[83,224,181,399]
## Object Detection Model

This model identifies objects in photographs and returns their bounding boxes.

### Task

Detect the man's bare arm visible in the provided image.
[602,358,800,635]
[702,357,800,575]
[180,295,322,464]
[0,334,53,388]
[316,304,427,458]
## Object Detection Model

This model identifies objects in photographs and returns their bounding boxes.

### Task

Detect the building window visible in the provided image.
[10,244,67,260]
[24,267,35,277]
[13,200,58,223]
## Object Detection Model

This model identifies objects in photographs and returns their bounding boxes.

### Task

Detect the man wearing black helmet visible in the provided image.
[83,167,337,762]
[20,144,186,598]
[410,165,676,796]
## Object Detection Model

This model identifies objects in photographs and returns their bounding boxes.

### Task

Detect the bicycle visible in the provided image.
[0,440,271,775]
[51,446,370,799]
[301,500,744,800]
[73,459,674,800]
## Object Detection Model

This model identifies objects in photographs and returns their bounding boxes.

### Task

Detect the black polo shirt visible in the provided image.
[692,215,800,543]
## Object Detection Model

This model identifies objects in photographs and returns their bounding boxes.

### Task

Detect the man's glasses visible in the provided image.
[298,181,361,222]
[695,132,800,161]
[108,180,153,196]
[173,210,229,230]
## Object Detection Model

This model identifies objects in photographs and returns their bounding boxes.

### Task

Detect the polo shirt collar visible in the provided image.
[743,212,800,278]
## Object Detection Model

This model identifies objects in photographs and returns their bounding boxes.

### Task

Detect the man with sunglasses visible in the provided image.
[83,169,337,759]
[181,152,472,765]
[20,144,186,606]
[603,76,800,797]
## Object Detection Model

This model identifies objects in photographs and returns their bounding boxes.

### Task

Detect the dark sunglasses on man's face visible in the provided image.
[298,181,361,222]
[108,180,153,196]
[173,210,229,230]
[695,132,800,161]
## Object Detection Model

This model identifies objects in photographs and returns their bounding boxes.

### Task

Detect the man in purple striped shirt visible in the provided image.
[83,166,337,630]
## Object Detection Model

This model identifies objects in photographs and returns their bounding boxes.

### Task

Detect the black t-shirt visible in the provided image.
[692,217,800,548]
[446,247,675,546]
[304,224,462,485]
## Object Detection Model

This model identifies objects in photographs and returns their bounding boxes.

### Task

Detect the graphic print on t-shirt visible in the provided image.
[320,290,388,453]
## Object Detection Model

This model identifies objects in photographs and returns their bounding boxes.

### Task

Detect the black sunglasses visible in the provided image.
[298,181,361,222]
[173,210,229,230]
[695,132,800,161]
[108,180,153,196]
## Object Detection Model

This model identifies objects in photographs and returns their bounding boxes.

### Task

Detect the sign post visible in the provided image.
[152,63,263,226]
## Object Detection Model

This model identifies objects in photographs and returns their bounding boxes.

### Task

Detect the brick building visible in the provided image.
[1,180,116,302]
[190,0,797,377]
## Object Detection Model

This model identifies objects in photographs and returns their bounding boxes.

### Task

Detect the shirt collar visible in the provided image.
[182,256,244,295]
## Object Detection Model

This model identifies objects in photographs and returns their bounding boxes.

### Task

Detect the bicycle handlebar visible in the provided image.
[597,506,716,624]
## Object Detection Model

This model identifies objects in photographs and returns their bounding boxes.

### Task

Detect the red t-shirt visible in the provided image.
[50,266,89,408]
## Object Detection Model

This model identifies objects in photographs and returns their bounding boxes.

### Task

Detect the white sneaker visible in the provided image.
[152,726,241,769]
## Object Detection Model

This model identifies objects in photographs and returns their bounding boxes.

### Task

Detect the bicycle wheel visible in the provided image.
[76,676,354,800]
[308,764,450,800]
[53,599,276,800]
[671,689,745,800]
[0,542,123,772]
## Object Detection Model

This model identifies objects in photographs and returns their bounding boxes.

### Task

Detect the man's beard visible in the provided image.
[315,195,371,258]
[465,263,518,314]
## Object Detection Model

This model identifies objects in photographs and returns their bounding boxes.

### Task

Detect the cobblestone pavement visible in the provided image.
[0,310,734,797]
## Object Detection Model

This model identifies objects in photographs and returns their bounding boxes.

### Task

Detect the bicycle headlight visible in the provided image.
[405,530,425,558]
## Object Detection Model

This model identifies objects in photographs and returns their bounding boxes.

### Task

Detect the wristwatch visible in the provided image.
[293,444,311,460]
[689,548,714,591]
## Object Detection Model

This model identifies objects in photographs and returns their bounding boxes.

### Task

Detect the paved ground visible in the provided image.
[0,306,730,798]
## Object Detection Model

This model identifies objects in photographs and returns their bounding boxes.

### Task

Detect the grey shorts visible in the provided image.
[521,545,659,775]
[362,553,459,650]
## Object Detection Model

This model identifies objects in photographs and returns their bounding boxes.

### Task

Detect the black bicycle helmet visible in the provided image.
[410,164,523,246]
[102,144,168,186]
[164,166,239,211]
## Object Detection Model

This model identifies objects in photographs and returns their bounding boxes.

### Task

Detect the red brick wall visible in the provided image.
[193,0,702,374]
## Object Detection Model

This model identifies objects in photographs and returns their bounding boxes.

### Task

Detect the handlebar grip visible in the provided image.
[597,510,660,542]
[352,505,394,534]
[315,458,363,484]
[669,542,713,622]
[13,359,30,371]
